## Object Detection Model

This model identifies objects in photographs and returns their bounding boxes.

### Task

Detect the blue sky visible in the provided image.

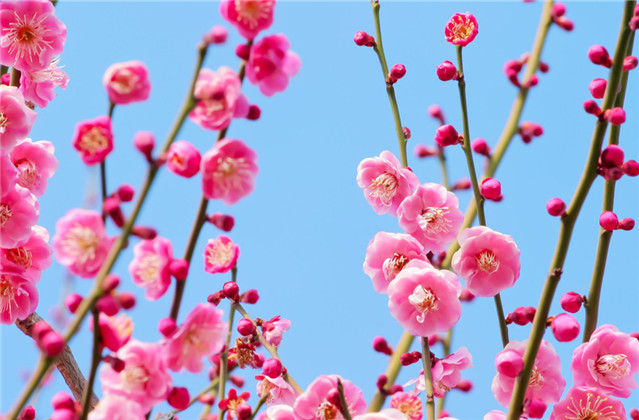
[1,1,638,419]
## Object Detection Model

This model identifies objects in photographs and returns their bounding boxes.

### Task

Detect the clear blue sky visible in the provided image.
[1,1,638,419]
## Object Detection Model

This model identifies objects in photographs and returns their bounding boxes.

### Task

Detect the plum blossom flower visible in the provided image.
[92,313,133,352]
[406,347,472,398]
[571,324,639,398]
[246,34,301,96]
[356,151,419,217]
[294,375,367,420]
[263,404,295,420]
[129,236,173,300]
[445,13,478,46]
[99,339,172,412]
[363,231,429,294]
[19,58,68,108]
[389,392,422,420]
[387,259,462,337]
[9,138,58,196]
[103,61,151,105]
[0,184,39,248]
[220,0,275,40]
[353,411,406,420]
[397,183,464,254]
[165,303,226,373]
[0,270,38,324]
[166,140,201,178]
[257,375,297,406]
[201,138,258,205]
[52,209,112,278]
[451,226,521,297]
[492,339,565,408]
[72,116,113,165]
[0,154,18,194]
[88,393,146,420]
[261,315,291,347]
[0,86,37,154]
[0,0,67,73]
[204,235,239,274]
[548,386,626,420]
[0,225,52,282]
[189,67,249,131]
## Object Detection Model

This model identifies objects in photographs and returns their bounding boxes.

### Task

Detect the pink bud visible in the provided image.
[600,145,625,167]
[389,64,406,84]
[223,281,239,299]
[402,127,411,140]
[64,293,83,314]
[109,356,125,372]
[207,291,224,306]
[262,358,283,378]
[452,179,472,191]
[588,78,607,99]
[496,349,524,377]
[539,61,550,73]
[40,330,65,357]
[623,160,639,176]
[630,408,639,420]
[503,59,522,76]
[551,3,566,17]
[604,107,626,125]
[435,124,461,147]
[240,289,259,304]
[96,294,120,316]
[18,406,35,420]
[618,218,635,231]
[209,213,235,232]
[525,398,547,418]
[354,31,375,47]
[436,61,459,81]
[159,317,177,337]
[204,25,228,44]
[376,374,388,391]
[51,392,75,410]
[103,197,125,227]
[115,184,135,202]
[32,321,52,343]
[247,104,261,121]
[133,131,155,160]
[560,292,583,313]
[117,292,136,310]
[166,140,201,178]
[168,387,190,410]
[414,145,437,158]
[237,318,256,336]
[555,17,574,31]
[199,394,216,406]
[169,259,189,281]
[629,16,639,31]
[235,43,251,60]
[372,336,393,355]
[438,410,450,419]
[583,100,602,116]
[102,274,120,293]
[546,197,566,217]
[455,379,472,392]
[480,178,502,201]
[400,351,422,366]
[51,408,77,420]
[588,45,612,67]
[471,138,491,156]
[236,404,252,420]
[131,226,157,240]
[600,211,619,231]
[230,376,245,388]
[526,74,539,88]
[459,288,475,302]
[623,56,638,71]
[427,105,445,124]
[550,313,580,342]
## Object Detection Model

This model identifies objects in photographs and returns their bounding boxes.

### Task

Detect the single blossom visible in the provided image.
[166,140,201,178]
[9,138,58,196]
[72,116,114,165]
[0,225,52,282]
[201,138,258,205]
[129,236,174,300]
[363,231,429,294]
[19,58,69,108]
[451,226,521,297]
[356,151,419,217]
[0,184,39,248]
[397,183,464,253]
[571,324,639,398]
[92,313,133,352]
[103,60,151,105]
[548,386,626,420]
[203,235,239,274]
[0,154,17,195]
[406,347,472,398]
[88,393,146,420]
[0,86,37,154]
[444,13,478,46]
[0,270,38,324]
[52,209,111,278]
[0,0,67,73]
[220,0,275,40]
[387,259,462,337]
[389,392,422,420]
[189,67,249,131]
[257,375,297,406]
[246,34,301,96]
[261,315,291,347]
[294,375,367,420]
[165,303,227,373]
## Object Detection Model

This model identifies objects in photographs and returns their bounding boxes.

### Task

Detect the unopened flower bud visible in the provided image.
[109,356,125,372]
[387,385,403,395]
[438,410,450,419]
[159,317,177,337]
[630,408,639,420]
[354,31,375,47]
[480,178,502,201]
[247,104,261,121]
[131,226,157,240]
[588,78,607,99]
[166,140,201,178]
[414,145,437,158]
[452,179,472,191]
[623,160,639,176]
[583,100,602,116]
[204,25,228,45]
[551,3,566,17]
[600,145,625,168]
[237,318,256,336]
[455,380,473,392]
[372,336,393,355]
[402,127,411,140]
[51,392,75,410]
[222,281,240,299]
[102,274,120,293]
[168,387,190,411]
[235,43,251,60]
[133,131,155,160]
[604,107,626,125]
[209,213,235,232]
[262,358,283,378]
[600,211,619,231]
[539,61,550,73]
[588,45,612,67]
[230,376,244,388]
[96,294,120,316]
[435,124,461,147]
[546,197,566,217]
[526,74,539,88]
[240,289,259,304]
[471,138,491,156]
[103,197,125,227]
[629,16,639,31]
[236,404,252,420]
[207,291,224,306]
[376,374,388,392]
[169,259,189,281]
[495,349,524,377]
[459,288,475,302]
[64,293,83,314]
[623,56,638,71]
[618,218,635,231]
[525,398,547,418]
[40,330,65,357]
[427,105,445,124]
[560,292,583,313]
[18,406,35,420]
[116,184,135,202]
[400,351,422,366]
[117,292,136,310]
[550,313,580,342]
[554,16,574,31]
[436,61,459,81]
[389,64,406,84]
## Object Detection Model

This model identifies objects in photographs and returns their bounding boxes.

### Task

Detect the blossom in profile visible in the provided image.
[165,303,226,373]
[189,67,249,131]
[220,0,275,40]
[445,13,478,46]
[246,34,301,96]
[201,138,258,205]
[356,151,419,217]
[10,138,58,197]
[294,375,367,420]
[0,270,38,324]
[19,59,69,108]
[52,209,111,278]
[432,347,473,397]
[0,0,67,73]
[261,315,291,347]
[103,61,151,105]
[204,235,239,274]
[548,386,626,420]
[256,375,297,406]
[88,393,146,420]
[0,225,52,282]
[0,86,37,154]
[363,231,429,294]
[72,116,113,165]
[129,236,174,300]
[166,140,201,178]
[451,226,521,297]
[0,184,39,248]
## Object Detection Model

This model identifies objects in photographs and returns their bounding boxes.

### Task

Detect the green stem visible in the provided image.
[79,309,101,420]
[420,338,435,420]
[336,379,353,420]
[249,396,267,420]
[367,332,414,412]
[218,303,236,408]
[437,148,451,191]
[505,3,636,419]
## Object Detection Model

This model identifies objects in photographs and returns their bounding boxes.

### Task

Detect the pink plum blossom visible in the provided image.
[52,209,112,278]
[204,235,239,274]
[246,34,301,97]
[406,347,472,398]
[165,303,226,373]
[0,0,67,73]
[129,236,174,300]
[10,138,58,196]
[0,225,52,282]
[548,386,626,420]
[201,138,258,205]
[294,375,367,420]
[483,411,526,420]
[397,183,463,253]
[0,86,37,154]
[492,339,565,408]
[72,116,113,165]
[363,231,429,294]
[166,140,201,178]
[451,226,521,297]
[445,13,478,47]
[19,59,68,108]
[189,67,249,131]
[93,313,133,352]
[0,184,39,248]
[0,154,17,195]
[263,404,296,420]
[100,339,172,412]
[261,315,291,347]
[356,151,419,217]
[220,0,275,40]
[571,324,639,398]
[257,375,297,406]
[389,392,422,420]
[353,410,407,420]
[88,393,146,420]
[103,61,151,105]
[0,270,38,324]
[387,259,462,337]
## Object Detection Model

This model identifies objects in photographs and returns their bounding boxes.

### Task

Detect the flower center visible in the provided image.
[234,0,274,30]
[528,366,544,389]
[6,247,33,270]
[206,240,234,267]
[15,159,39,190]
[0,203,12,227]
[565,391,621,420]
[135,253,162,285]
[0,112,7,134]
[595,354,630,379]
[122,365,150,390]
[419,207,452,235]
[5,11,53,61]
[391,393,422,420]
[79,127,109,155]
[213,157,252,195]
[60,224,100,264]
[111,69,138,94]
[316,400,338,420]
[476,249,499,273]
[368,172,398,205]
[409,285,439,323]
[170,153,186,170]
[382,253,409,281]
